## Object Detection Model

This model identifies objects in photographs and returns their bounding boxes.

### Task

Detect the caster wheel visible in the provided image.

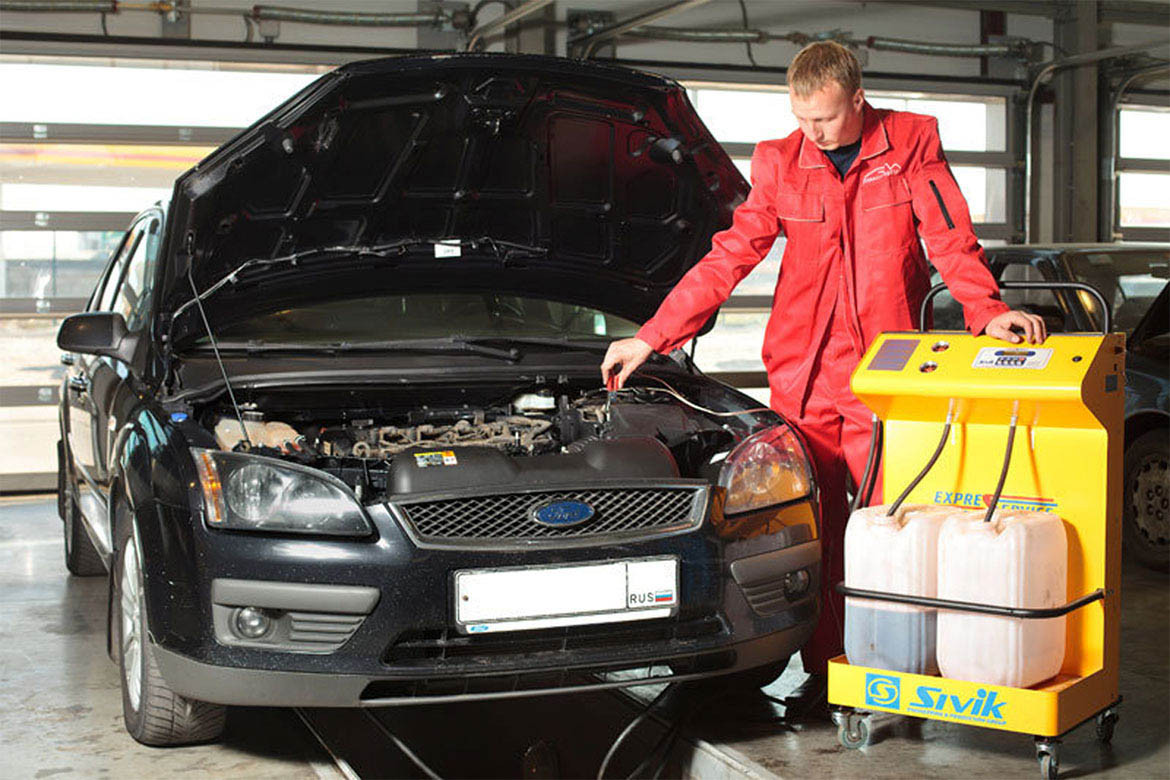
[837,712,871,749]
[1035,740,1061,780]
[1095,710,1118,744]
[1038,752,1058,779]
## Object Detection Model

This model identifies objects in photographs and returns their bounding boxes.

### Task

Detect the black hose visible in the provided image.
[850,414,882,514]
[598,685,674,779]
[887,400,955,517]
[863,419,883,507]
[982,402,1020,523]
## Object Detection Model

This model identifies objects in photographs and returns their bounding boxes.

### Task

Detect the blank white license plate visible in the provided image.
[454,557,678,635]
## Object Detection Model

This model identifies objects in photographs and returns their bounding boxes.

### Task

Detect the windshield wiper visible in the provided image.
[453,336,614,353]
[190,336,523,360]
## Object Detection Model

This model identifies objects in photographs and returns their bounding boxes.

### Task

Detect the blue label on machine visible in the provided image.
[864,673,901,708]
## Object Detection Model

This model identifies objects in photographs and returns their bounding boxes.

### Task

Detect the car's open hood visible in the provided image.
[159,53,748,341]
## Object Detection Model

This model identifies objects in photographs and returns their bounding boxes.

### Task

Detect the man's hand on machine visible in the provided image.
[600,337,654,390]
[984,309,1048,345]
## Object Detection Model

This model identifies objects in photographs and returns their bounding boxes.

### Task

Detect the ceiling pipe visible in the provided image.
[1024,39,1170,242]
[863,35,1031,58]
[624,25,766,44]
[572,0,712,59]
[465,0,554,52]
[624,26,1034,58]
[0,0,114,9]
[249,6,445,27]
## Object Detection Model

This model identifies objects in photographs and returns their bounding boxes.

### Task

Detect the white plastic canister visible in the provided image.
[936,510,1068,688]
[844,504,952,674]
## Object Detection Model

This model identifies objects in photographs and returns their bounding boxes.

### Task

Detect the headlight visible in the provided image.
[719,425,812,514]
[192,448,372,537]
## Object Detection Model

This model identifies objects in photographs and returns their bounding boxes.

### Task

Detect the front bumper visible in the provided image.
[155,622,812,707]
[146,500,820,706]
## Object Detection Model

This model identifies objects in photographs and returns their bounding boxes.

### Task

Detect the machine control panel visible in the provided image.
[972,347,1054,370]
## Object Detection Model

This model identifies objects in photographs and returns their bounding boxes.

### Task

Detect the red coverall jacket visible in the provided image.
[635,103,1009,417]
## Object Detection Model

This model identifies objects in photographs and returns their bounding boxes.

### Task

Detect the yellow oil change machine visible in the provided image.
[826,282,1124,780]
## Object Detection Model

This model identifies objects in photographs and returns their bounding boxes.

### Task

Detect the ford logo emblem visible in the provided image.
[530,500,595,528]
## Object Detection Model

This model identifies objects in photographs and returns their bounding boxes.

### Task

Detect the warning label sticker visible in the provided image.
[414,450,458,468]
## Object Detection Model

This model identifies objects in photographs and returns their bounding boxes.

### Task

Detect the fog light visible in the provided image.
[782,569,810,600]
[234,607,272,639]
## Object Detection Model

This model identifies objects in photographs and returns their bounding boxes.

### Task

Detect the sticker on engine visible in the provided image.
[434,241,462,258]
[414,450,458,467]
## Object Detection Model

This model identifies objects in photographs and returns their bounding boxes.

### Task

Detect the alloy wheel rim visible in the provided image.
[120,541,143,711]
[1132,452,1169,548]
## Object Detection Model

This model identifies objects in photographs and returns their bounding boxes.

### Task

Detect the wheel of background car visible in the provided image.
[113,506,226,745]
[62,481,104,577]
[1123,429,1170,572]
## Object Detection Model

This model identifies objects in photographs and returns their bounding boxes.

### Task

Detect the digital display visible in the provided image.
[972,346,1054,370]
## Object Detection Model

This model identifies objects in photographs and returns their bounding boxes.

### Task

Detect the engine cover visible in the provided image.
[389,436,679,495]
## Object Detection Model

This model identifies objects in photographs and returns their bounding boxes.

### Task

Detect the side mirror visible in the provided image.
[57,312,135,363]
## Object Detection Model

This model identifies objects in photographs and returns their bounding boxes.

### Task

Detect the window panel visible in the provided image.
[1119,172,1170,227]
[0,142,213,190]
[98,227,142,312]
[687,87,795,143]
[0,60,326,128]
[0,183,172,212]
[113,218,160,330]
[1119,105,1170,161]
[951,166,1006,223]
[0,229,123,298]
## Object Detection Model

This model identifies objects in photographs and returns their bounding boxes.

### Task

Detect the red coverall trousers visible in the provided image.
[635,105,1008,674]
[788,286,884,674]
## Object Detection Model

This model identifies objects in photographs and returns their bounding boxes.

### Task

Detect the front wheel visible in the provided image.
[1123,430,1169,572]
[114,518,225,746]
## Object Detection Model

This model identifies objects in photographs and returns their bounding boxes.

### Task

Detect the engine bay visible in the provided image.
[200,379,755,502]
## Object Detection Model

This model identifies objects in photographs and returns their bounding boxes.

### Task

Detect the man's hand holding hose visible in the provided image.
[600,337,654,390]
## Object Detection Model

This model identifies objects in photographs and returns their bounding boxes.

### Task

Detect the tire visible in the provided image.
[1123,429,1169,572]
[63,488,105,577]
[113,516,226,746]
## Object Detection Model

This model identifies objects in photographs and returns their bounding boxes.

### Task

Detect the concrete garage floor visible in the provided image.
[2,493,1167,779]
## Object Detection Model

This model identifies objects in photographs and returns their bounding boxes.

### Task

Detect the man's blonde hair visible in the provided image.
[787,41,862,97]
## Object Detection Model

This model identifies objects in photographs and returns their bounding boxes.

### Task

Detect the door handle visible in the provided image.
[68,375,90,394]
[60,353,74,366]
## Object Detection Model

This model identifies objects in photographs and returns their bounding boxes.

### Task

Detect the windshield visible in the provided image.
[192,292,640,345]
[1062,250,1169,333]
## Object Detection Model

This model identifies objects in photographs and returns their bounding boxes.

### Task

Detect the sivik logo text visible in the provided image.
[909,686,1006,723]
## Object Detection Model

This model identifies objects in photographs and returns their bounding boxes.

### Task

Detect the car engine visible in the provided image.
[204,383,743,501]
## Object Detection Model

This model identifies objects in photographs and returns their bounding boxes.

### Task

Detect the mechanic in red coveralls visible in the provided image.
[600,41,1047,713]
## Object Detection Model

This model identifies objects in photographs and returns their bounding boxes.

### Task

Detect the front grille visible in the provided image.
[390,485,706,545]
[384,615,727,665]
[360,650,737,701]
